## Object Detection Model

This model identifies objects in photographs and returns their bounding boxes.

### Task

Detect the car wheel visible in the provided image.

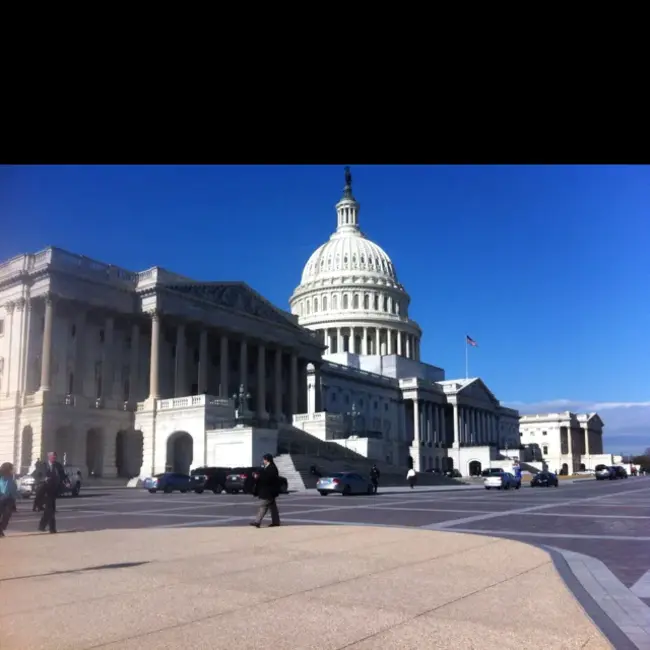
[319,490,329,496]
[342,485,352,496]
[516,484,521,490]
[212,486,224,495]
[554,482,559,487]
[195,489,204,494]
[485,486,490,490]
[148,489,157,494]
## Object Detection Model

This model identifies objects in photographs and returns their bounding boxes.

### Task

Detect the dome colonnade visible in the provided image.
[290,167,422,360]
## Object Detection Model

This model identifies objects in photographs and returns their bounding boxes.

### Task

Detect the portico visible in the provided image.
[0,248,324,478]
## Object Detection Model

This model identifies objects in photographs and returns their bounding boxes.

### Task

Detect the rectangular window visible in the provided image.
[543,446,548,455]
[542,430,547,436]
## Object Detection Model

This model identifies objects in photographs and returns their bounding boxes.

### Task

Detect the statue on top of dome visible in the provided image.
[342,166,354,199]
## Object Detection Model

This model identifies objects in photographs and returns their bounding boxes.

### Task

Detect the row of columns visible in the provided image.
[323,326,419,360]
[452,405,499,446]
[149,311,301,418]
[410,401,500,449]
[28,297,304,421]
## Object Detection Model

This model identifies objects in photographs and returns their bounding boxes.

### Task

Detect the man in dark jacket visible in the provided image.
[370,464,380,493]
[250,453,281,528]
[38,451,67,534]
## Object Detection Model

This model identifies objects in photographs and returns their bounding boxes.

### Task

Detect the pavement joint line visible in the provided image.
[547,546,650,649]
[421,487,650,530]
[428,528,650,542]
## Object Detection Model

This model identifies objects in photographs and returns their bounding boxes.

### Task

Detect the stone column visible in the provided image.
[219,335,228,397]
[72,310,87,397]
[148,311,161,399]
[274,348,283,420]
[3,302,14,397]
[387,329,393,355]
[314,364,322,412]
[198,329,208,394]
[289,353,299,415]
[434,405,440,444]
[406,336,411,359]
[40,295,55,391]
[336,328,343,354]
[102,431,118,478]
[452,404,459,446]
[349,328,356,353]
[239,339,248,392]
[102,316,115,399]
[396,331,403,356]
[257,343,266,417]
[128,322,140,401]
[584,427,590,457]
[174,323,187,397]
[363,328,369,355]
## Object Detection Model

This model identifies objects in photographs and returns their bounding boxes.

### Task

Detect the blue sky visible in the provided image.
[2,165,648,452]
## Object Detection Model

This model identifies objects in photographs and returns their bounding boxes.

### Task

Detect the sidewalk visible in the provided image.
[0,525,611,649]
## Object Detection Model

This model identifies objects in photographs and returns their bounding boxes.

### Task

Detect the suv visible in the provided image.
[191,467,230,494]
[612,466,628,479]
[595,464,613,480]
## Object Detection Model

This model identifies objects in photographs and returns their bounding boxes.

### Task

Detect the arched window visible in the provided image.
[352,254,357,267]
[343,294,349,309]
[360,254,366,266]
[383,295,388,312]
[306,300,311,314]
[395,301,400,315]
[327,257,332,269]
[353,294,359,309]
[332,294,338,310]
[363,294,369,309]
[373,294,379,310]
[322,295,328,311]
[314,298,319,312]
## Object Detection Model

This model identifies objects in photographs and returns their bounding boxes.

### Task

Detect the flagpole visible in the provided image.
[465,337,468,379]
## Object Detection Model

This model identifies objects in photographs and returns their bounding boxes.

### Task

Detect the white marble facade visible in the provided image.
[519,411,607,475]
[289,168,523,476]
[0,248,323,477]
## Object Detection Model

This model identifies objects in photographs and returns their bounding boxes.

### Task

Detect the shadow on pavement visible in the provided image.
[0,561,150,583]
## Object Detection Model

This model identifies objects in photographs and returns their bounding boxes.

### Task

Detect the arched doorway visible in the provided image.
[578,463,586,472]
[561,463,569,475]
[86,429,104,477]
[20,426,33,474]
[54,426,75,465]
[115,430,144,478]
[468,460,482,477]
[166,432,193,474]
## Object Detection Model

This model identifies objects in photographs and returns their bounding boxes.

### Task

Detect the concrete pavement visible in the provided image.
[0,525,610,649]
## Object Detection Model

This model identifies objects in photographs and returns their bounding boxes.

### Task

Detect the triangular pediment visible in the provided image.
[457,378,500,406]
[586,412,605,429]
[167,282,300,330]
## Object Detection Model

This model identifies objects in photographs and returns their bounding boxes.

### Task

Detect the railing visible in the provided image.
[323,360,398,386]
[157,394,233,410]
[292,411,345,424]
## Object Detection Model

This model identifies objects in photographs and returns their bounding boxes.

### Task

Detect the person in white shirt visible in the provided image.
[407,468,417,489]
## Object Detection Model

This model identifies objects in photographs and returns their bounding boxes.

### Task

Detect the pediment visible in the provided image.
[586,412,605,429]
[168,282,298,330]
[460,378,500,406]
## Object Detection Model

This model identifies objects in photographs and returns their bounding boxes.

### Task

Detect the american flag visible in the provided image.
[466,335,478,347]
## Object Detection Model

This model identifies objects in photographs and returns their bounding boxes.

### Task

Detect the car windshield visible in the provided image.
[482,469,503,476]
[595,465,608,471]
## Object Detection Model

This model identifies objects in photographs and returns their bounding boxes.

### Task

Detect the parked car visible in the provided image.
[317,472,374,496]
[224,468,289,495]
[17,465,83,498]
[595,464,613,480]
[530,471,559,488]
[190,466,230,494]
[481,468,505,478]
[612,466,628,479]
[444,469,462,478]
[143,472,192,493]
[484,471,520,490]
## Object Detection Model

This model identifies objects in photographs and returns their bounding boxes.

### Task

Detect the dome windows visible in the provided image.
[363,294,369,310]
[332,294,338,310]
[374,294,379,310]
[343,294,349,310]
[314,298,319,312]
[322,295,328,311]
[353,294,359,309]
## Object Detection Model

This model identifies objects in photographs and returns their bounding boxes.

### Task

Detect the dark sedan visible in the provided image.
[530,471,559,488]
[190,466,230,494]
[225,468,288,495]
[143,472,192,493]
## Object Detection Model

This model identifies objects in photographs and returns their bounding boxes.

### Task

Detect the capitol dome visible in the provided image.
[290,167,422,360]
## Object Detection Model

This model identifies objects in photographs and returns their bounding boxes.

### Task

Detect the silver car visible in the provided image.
[317,472,374,496]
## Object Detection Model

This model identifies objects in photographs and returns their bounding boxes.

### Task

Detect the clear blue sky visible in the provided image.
[2,164,648,422]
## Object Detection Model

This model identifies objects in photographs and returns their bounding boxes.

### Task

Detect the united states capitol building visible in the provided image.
[0,168,606,478]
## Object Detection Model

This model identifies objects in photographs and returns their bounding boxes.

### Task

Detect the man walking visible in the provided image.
[370,464,380,494]
[39,452,67,534]
[250,453,281,528]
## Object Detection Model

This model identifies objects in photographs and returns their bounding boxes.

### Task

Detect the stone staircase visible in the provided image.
[273,455,307,492]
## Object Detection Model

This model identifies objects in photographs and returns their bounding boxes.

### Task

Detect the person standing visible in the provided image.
[0,462,18,537]
[407,467,417,489]
[370,464,380,494]
[250,453,281,528]
[39,452,67,534]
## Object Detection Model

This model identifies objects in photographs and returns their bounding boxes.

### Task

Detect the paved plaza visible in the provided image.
[4,477,650,648]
